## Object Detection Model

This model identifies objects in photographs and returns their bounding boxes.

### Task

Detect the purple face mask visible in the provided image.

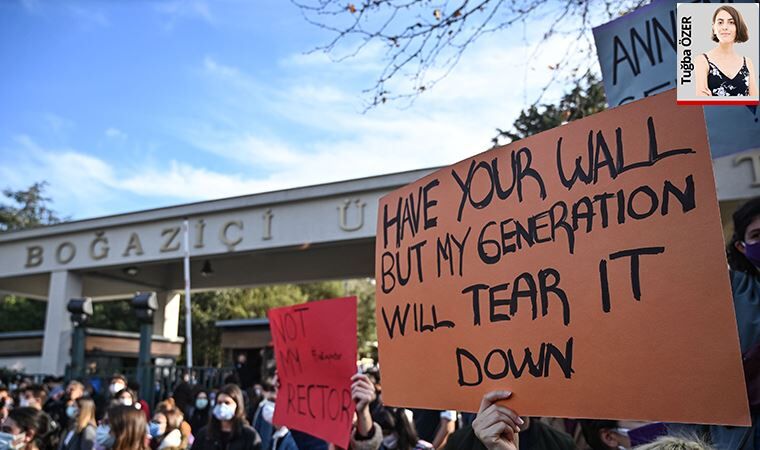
[743,241,760,267]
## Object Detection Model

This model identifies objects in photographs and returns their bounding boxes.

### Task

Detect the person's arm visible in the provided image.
[748,57,758,97]
[695,55,711,97]
[471,391,522,450]
[431,412,456,449]
[350,373,377,439]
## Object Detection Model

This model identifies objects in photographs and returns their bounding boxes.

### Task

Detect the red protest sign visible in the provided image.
[268,296,358,448]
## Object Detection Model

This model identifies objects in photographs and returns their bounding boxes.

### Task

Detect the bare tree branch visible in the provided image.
[292,0,649,109]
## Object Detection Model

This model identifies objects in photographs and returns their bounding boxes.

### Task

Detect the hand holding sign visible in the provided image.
[472,391,521,450]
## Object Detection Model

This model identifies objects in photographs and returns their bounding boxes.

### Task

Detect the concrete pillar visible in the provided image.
[41,270,82,375]
[153,291,180,339]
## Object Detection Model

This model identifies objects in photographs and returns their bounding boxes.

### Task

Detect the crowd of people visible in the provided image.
[1,196,759,450]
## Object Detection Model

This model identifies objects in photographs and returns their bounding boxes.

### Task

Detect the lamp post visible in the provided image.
[132,292,157,404]
[67,298,93,379]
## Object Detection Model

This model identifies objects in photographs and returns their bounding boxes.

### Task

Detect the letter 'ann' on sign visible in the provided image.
[374,90,750,426]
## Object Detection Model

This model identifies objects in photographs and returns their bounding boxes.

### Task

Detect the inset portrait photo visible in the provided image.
[677,3,759,105]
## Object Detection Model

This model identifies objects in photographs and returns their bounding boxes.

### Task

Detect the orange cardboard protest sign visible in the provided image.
[269,297,358,447]
[374,90,750,425]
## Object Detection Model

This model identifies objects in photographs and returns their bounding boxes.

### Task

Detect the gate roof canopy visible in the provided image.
[0,168,436,301]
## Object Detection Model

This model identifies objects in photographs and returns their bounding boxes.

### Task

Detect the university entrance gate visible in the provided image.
[0,168,434,376]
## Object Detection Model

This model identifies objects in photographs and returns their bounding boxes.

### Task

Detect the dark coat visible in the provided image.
[190,425,262,450]
[58,425,96,450]
[444,420,577,450]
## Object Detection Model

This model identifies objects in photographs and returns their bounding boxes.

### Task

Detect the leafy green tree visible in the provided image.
[0,182,62,232]
[493,73,607,145]
[0,182,65,331]
[179,285,308,366]
[0,295,47,332]
[88,300,140,332]
[177,280,378,367]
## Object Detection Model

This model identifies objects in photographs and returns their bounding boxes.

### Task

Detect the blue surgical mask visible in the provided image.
[0,432,24,450]
[66,405,79,419]
[195,398,208,410]
[212,403,235,421]
[148,422,162,439]
[95,425,114,449]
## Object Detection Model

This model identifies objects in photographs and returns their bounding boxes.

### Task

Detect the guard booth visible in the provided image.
[216,318,274,388]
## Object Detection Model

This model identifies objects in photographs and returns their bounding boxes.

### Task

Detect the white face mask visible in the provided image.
[381,434,398,449]
[261,400,275,424]
[109,383,125,395]
[212,403,236,421]
[18,397,30,408]
[118,397,133,406]
[95,425,114,449]
[195,398,208,410]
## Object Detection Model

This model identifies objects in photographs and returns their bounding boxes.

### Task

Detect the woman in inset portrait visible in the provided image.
[695,5,758,97]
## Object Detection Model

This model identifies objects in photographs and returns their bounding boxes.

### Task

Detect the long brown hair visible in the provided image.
[74,398,96,433]
[108,405,148,450]
[207,384,248,441]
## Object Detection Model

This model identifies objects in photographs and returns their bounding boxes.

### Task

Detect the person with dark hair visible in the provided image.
[580,420,631,450]
[189,384,261,450]
[188,391,210,438]
[695,5,757,97]
[2,407,58,450]
[108,405,148,450]
[702,197,760,448]
[20,387,47,412]
[373,407,432,450]
[58,398,96,450]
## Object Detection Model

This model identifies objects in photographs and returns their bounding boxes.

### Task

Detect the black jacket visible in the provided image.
[190,425,261,450]
[58,425,96,450]
[444,420,577,450]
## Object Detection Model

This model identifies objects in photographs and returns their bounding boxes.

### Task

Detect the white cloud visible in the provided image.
[0,19,598,221]
[105,128,127,140]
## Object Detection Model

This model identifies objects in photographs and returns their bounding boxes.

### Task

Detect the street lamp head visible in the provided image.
[67,298,93,326]
[131,291,158,322]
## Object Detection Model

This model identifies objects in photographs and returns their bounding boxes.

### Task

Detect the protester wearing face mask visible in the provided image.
[188,393,209,436]
[373,407,432,450]
[107,405,148,450]
[1,407,57,450]
[19,387,47,412]
[149,409,185,450]
[189,384,261,450]
[251,395,296,450]
[111,391,136,412]
[154,400,190,449]
[58,399,96,450]
[667,197,760,449]
[93,377,130,424]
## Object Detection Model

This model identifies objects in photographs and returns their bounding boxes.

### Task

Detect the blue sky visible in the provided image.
[0,0,587,220]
